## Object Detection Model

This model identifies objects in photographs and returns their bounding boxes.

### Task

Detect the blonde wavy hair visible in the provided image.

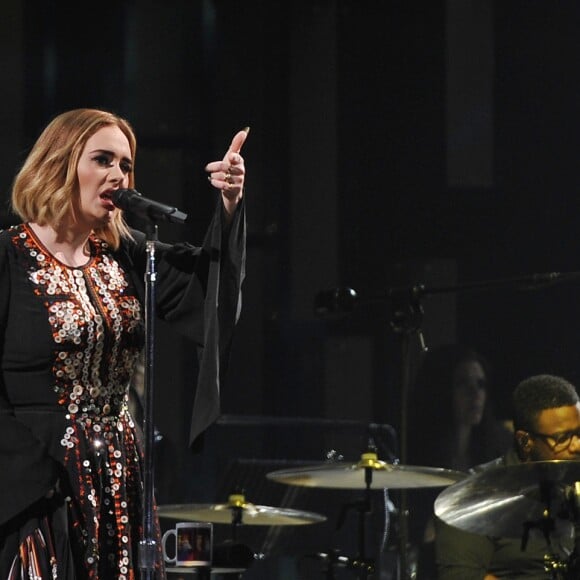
[11,108,137,249]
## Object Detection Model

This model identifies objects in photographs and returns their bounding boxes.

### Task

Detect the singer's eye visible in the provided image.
[120,161,133,174]
[92,154,133,175]
[93,154,112,166]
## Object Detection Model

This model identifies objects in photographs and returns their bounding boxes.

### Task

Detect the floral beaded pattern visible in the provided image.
[10,224,154,579]
[13,225,143,422]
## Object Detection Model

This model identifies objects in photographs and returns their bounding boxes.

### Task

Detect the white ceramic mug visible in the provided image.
[161,522,212,567]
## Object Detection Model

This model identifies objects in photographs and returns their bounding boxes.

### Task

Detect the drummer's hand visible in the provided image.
[205,128,249,222]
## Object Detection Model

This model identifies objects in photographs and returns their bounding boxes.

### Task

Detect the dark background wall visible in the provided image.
[2,0,580,576]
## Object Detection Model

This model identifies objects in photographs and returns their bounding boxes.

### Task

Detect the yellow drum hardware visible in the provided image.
[267,450,466,579]
[159,492,327,576]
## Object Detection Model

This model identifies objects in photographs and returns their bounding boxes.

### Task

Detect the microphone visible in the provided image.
[112,189,188,224]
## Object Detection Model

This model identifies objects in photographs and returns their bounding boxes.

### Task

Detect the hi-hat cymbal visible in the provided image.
[435,460,580,538]
[266,453,467,489]
[158,494,326,526]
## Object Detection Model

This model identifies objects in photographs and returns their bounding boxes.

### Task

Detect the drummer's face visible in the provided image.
[529,403,580,461]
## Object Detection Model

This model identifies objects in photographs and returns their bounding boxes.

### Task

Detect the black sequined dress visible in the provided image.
[0,201,245,579]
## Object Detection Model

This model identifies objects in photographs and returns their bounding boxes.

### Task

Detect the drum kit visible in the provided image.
[159,454,580,579]
[159,450,465,578]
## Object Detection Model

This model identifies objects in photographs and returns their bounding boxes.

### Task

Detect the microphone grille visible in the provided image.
[111,188,139,209]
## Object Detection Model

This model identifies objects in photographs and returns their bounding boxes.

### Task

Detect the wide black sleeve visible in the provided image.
[0,235,60,525]
[189,199,246,447]
[118,197,246,448]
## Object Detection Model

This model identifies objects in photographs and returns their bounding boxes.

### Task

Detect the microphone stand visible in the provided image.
[139,222,159,580]
[388,285,426,580]
[119,194,188,578]
[93,181,194,580]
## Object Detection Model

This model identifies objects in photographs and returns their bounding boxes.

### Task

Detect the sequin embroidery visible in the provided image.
[9,224,161,579]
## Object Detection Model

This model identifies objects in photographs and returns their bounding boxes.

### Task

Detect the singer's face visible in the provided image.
[75,125,133,229]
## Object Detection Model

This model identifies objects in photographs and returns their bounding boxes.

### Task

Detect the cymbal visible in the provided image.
[435,460,580,538]
[266,453,467,489]
[158,494,326,526]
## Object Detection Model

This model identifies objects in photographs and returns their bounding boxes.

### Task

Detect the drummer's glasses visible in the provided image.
[526,428,580,452]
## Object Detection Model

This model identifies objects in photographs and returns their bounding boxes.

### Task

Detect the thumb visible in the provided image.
[227,127,250,157]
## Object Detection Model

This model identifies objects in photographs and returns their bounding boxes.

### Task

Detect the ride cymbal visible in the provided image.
[435,460,580,538]
[158,494,326,526]
[266,452,467,489]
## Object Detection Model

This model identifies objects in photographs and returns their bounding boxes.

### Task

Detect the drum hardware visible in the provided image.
[435,460,580,579]
[543,554,569,580]
[159,492,325,576]
[212,540,261,571]
[265,452,466,490]
[305,549,375,580]
[434,461,580,537]
[268,449,464,579]
[268,450,378,579]
[158,492,326,539]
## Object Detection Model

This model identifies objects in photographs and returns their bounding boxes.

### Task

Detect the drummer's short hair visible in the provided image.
[512,374,579,431]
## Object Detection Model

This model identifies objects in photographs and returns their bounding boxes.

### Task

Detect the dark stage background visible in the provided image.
[2,1,580,578]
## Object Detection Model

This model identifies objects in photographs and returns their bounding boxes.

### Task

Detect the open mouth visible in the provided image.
[100,191,116,211]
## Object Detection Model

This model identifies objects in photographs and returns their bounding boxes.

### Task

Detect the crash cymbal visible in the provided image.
[266,452,467,489]
[158,493,326,526]
[435,460,580,538]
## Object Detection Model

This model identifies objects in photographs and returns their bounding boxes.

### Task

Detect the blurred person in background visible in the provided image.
[406,344,513,578]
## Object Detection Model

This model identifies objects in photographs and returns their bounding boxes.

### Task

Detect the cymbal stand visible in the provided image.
[388,286,427,580]
[356,462,378,579]
[521,518,568,579]
[211,494,250,580]
[331,454,380,579]
[565,482,580,580]
[521,481,568,580]
[226,492,246,542]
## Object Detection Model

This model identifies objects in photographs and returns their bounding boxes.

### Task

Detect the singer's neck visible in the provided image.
[28,222,92,268]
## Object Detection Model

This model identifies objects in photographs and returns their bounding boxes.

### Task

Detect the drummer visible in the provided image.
[435,374,580,579]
